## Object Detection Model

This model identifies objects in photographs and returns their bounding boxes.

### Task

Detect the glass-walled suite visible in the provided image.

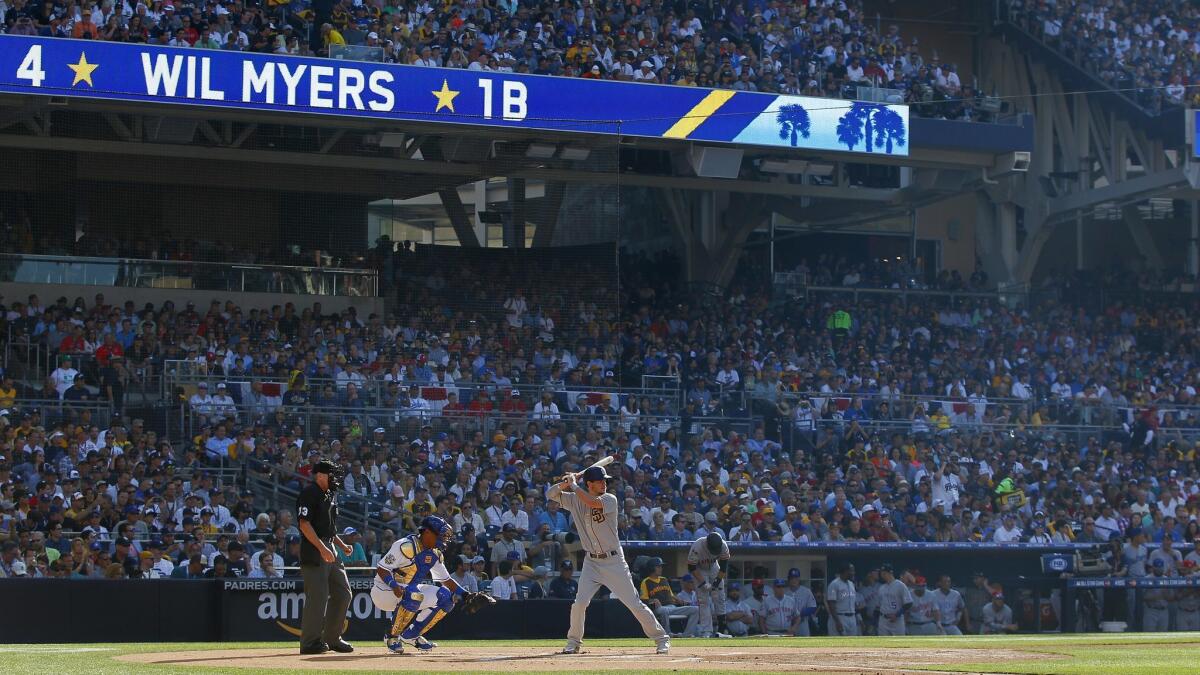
[0,254,378,297]
[367,179,541,249]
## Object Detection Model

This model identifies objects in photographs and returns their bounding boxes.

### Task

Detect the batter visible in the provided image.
[547,465,670,654]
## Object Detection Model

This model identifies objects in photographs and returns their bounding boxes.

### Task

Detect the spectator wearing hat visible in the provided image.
[252,536,285,573]
[549,559,577,600]
[171,554,207,579]
[490,523,526,577]
[189,383,214,421]
[336,527,367,566]
[980,592,1017,634]
[527,565,552,599]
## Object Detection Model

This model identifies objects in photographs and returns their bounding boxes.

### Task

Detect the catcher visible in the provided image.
[371,515,494,654]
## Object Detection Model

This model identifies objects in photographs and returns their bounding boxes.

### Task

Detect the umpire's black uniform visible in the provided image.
[297,465,352,653]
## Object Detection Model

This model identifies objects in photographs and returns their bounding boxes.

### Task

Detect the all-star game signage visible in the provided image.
[0,34,909,156]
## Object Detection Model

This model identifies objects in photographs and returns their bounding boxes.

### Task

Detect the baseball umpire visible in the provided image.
[296,459,355,655]
[547,464,671,655]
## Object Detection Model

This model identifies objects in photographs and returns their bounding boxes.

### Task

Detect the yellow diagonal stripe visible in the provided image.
[661,90,737,139]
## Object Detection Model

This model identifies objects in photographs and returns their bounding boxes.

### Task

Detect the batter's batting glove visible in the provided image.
[460,592,496,614]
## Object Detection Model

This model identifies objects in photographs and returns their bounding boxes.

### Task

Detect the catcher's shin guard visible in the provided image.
[401,607,448,639]
[390,605,418,639]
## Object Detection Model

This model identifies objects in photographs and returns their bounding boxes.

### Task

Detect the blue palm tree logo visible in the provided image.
[776,103,811,147]
[836,102,907,154]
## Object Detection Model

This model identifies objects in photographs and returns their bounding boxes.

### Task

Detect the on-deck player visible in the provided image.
[686,532,731,637]
[547,464,671,655]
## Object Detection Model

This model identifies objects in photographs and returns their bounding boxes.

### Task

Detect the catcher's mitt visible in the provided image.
[460,591,496,614]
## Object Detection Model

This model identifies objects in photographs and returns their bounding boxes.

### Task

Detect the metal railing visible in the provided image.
[7,398,116,428]
[179,402,756,454]
[0,253,378,297]
[168,371,686,415]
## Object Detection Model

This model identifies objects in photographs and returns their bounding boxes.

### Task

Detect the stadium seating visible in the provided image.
[0,0,987,120]
[1005,0,1200,112]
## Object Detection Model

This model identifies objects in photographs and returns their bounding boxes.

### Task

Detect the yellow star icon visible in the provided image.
[68,52,99,88]
[431,79,460,113]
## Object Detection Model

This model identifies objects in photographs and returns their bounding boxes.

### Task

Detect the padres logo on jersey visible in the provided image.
[590,507,606,524]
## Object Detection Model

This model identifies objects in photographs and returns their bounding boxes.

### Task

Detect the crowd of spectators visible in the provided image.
[2,252,1200,616]
[2,0,988,121]
[1007,0,1200,112]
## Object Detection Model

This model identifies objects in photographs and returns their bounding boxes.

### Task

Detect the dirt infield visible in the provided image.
[118,644,1054,673]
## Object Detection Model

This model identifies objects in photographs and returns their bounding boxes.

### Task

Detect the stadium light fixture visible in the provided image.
[525,143,557,159]
[760,159,809,174]
[377,133,407,148]
[559,147,591,162]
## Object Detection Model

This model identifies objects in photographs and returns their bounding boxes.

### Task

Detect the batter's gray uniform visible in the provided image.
[933,588,966,635]
[1176,588,1200,631]
[1142,585,1172,632]
[877,579,913,636]
[686,536,730,633]
[906,590,940,635]
[826,577,859,636]
[547,482,668,648]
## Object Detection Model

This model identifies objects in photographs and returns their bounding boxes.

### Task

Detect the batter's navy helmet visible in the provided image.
[706,531,724,555]
[582,465,611,482]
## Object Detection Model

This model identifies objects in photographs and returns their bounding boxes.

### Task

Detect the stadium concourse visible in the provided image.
[3,251,1200,635]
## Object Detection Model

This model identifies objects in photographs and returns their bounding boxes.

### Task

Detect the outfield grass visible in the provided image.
[1,633,1198,674]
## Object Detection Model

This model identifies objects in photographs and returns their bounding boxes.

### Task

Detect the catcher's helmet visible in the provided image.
[419,515,453,548]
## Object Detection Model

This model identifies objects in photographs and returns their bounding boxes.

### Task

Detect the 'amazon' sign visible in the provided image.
[223,578,388,641]
[0,35,908,155]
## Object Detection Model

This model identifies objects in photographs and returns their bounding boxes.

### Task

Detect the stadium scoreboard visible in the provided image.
[0,35,909,156]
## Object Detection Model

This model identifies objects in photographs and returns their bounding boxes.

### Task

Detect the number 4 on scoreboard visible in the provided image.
[17,45,46,88]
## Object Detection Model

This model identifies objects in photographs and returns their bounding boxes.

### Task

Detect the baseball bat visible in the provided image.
[558,455,615,483]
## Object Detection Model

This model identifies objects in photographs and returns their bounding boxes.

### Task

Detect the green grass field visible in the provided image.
[2,633,1198,674]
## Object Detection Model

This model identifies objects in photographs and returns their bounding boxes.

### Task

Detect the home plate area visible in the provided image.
[118,645,1052,672]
